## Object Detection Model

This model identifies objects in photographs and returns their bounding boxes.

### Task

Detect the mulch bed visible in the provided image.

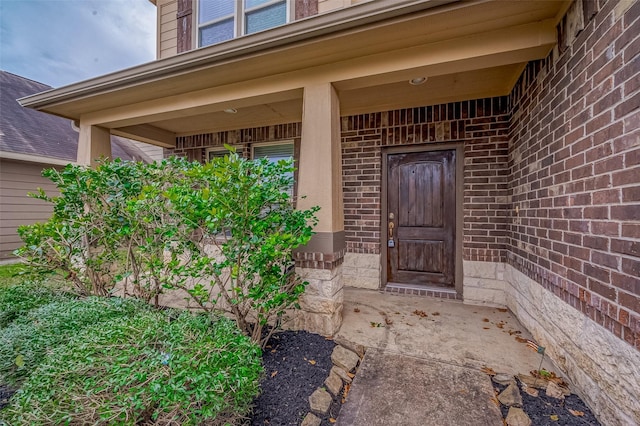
[1,330,602,426]
[250,330,342,426]
[0,385,14,411]
[495,380,600,425]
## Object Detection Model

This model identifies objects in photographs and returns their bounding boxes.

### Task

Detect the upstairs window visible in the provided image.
[199,0,289,48]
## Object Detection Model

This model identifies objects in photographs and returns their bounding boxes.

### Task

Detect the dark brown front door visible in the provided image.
[387,149,456,287]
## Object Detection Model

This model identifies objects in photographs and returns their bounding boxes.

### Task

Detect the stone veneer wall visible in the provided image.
[341,98,512,288]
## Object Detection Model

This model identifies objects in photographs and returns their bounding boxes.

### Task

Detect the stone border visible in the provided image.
[301,338,366,426]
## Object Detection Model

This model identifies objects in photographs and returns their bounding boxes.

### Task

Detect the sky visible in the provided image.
[0,0,156,88]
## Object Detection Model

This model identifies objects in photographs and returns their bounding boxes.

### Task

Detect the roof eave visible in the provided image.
[18,0,463,112]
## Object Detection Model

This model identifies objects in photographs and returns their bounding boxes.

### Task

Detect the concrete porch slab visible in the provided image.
[337,349,503,426]
[336,288,557,375]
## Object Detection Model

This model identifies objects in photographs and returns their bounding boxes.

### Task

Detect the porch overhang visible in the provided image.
[18,0,568,145]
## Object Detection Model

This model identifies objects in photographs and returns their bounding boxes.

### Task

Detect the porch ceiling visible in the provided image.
[19,0,569,142]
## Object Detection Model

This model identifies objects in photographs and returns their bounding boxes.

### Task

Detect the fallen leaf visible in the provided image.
[329,419,337,423]
[568,409,584,417]
[550,414,559,421]
[497,308,508,312]
[483,327,490,330]
[370,322,384,327]
[342,383,351,403]
[482,318,490,322]
[508,330,522,335]
[496,322,504,329]
[347,372,355,378]
[385,318,393,325]
[432,312,440,316]
[15,354,24,368]
[481,366,496,375]
[271,349,276,353]
[413,310,428,317]
[490,397,500,407]
[394,311,401,314]
[515,336,528,343]
[271,371,278,377]
[353,308,360,313]
[309,360,316,365]
[458,389,468,394]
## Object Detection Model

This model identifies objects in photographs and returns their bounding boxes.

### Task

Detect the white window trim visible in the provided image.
[197,0,293,48]
[206,145,240,161]
[250,140,294,160]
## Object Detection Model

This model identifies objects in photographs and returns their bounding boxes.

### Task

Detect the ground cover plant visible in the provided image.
[16,150,319,348]
[0,279,74,329]
[2,309,262,425]
[0,296,149,386]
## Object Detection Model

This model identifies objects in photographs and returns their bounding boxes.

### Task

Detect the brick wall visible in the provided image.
[508,0,640,349]
[341,98,511,262]
[169,123,302,161]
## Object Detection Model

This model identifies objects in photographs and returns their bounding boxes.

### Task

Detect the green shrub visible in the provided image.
[16,154,319,348]
[0,282,74,329]
[2,311,262,425]
[0,297,149,385]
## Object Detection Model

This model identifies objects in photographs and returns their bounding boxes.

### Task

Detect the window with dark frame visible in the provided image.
[198,0,288,47]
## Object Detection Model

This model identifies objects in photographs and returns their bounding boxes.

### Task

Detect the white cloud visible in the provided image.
[0,0,156,88]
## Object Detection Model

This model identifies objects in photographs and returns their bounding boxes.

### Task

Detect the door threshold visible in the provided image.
[384,282,461,300]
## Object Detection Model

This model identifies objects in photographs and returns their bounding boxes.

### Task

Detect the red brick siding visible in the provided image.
[169,123,302,160]
[509,0,640,349]
[341,98,510,261]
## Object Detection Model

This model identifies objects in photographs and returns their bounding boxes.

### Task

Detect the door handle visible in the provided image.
[388,221,395,238]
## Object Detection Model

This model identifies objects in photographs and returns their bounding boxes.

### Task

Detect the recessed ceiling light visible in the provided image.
[409,77,427,86]
[223,108,238,114]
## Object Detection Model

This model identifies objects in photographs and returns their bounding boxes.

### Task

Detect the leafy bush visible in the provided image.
[0,297,149,385]
[16,153,319,347]
[0,281,74,329]
[2,311,262,425]
[163,150,319,346]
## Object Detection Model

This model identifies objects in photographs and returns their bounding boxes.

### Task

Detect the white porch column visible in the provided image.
[294,82,345,336]
[77,123,111,166]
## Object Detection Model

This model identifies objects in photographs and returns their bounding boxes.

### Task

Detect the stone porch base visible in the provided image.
[461,260,639,425]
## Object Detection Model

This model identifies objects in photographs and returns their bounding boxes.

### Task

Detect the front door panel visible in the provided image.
[387,150,455,287]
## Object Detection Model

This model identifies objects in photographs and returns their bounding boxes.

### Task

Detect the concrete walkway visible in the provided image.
[336,288,558,425]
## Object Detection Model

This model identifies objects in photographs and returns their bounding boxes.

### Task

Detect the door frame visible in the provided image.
[381,142,464,296]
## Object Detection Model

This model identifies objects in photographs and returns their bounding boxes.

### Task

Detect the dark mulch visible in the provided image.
[250,330,342,426]
[495,379,600,425]
[1,330,602,426]
[0,385,15,411]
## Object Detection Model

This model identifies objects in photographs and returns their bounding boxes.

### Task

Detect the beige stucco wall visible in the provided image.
[0,159,59,260]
